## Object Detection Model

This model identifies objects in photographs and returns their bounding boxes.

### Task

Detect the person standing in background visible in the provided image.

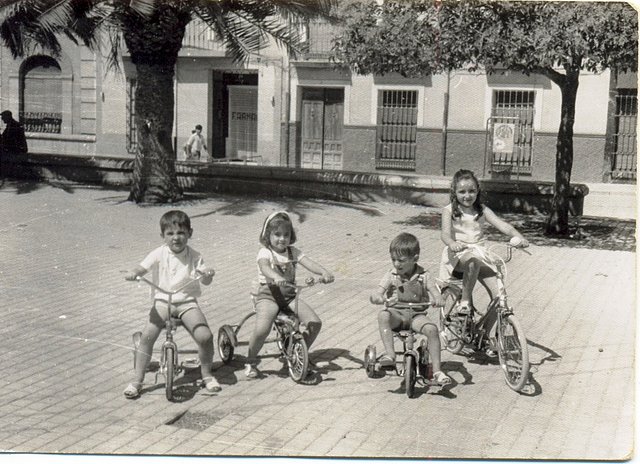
[0,110,28,155]
[184,124,207,161]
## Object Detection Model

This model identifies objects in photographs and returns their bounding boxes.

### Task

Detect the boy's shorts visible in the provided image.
[387,307,438,331]
[149,299,200,326]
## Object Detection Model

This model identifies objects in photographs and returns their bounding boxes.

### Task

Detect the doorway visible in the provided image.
[300,87,344,170]
[211,72,258,159]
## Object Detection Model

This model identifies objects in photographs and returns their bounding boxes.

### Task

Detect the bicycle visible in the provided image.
[217,277,329,383]
[131,273,207,401]
[363,302,445,398]
[438,241,531,392]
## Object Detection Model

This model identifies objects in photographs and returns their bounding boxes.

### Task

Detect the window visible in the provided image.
[20,56,62,133]
[611,89,637,180]
[126,78,138,154]
[376,90,418,170]
[490,90,535,173]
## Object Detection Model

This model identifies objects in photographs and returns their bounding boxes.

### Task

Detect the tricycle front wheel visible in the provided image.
[287,334,309,383]
[217,325,236,364]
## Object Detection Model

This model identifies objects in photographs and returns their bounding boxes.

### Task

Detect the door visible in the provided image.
[227,85,258,160]
[301,88,344,170]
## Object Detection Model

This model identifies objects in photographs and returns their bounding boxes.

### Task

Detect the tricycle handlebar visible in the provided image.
[135,273,207,295]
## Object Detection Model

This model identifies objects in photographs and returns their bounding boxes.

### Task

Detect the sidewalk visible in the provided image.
[0,181,635,461]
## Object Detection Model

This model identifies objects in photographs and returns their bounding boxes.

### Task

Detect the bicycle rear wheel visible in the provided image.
[287,334,309,382]
[165,346,175,401]
[440,287,465,354]
[497,313,529,392]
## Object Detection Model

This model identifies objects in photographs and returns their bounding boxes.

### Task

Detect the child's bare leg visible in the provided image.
[412,319,442,371]
[477,274,499,338]
[133,323,162,384]
[296,299,322,348]
[247,300,279,363]
[460,256,482,305]
[378,309,400,362]
[181,309,214,379]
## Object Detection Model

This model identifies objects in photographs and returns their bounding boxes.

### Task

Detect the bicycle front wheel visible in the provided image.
[165,346,175,401]
[497,313,530,392]
[287,334,309,383]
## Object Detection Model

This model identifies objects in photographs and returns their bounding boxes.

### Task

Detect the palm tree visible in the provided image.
[0,0,334,203]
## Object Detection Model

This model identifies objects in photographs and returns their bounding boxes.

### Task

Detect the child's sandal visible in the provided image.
[433,371,452,386]
[378,354,395,368]
[202,376,221,392]
[123,382,142,399]
[244,364,259,379]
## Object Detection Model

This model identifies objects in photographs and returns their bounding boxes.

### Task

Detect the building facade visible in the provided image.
[0,18,636,184]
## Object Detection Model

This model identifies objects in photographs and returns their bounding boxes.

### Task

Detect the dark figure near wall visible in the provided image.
[0,110,28,155]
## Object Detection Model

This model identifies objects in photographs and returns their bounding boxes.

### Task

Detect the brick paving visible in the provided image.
[0,180,635,461]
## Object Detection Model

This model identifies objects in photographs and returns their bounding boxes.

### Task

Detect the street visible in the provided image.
[0,181,634,461]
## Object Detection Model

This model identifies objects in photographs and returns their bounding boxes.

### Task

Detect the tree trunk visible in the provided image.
[545,70,579,236]
[128,62,181,203]
[122,5,189,203]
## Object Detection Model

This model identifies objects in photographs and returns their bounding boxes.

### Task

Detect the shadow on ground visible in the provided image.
[395,211,635,252]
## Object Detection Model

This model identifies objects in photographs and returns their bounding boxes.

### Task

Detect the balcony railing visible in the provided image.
[182,20,227,52]
[293,19,342,60]
[21,112,62,133]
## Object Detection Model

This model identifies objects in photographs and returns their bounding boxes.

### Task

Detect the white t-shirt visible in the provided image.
[256,246,304,284]
[186,133,206,153]
[139,244,208,303]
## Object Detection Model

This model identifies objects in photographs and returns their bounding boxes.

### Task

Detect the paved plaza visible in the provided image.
[0,181,635,461]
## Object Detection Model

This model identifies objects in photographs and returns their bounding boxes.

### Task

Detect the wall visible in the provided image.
[1,153,589,216]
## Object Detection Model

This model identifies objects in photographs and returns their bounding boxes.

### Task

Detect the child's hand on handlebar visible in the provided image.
[320,273,334,284]
[198,267,216,278]
[124,272,139,281]
[449,242,468,253]
[384,295,398,307]
[509,236,530,248]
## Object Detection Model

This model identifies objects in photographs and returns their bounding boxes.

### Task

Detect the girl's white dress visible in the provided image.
[439,204,496,280]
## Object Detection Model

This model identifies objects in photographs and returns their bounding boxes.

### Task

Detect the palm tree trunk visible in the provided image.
[545,70,579,236]
[128,62,181,203]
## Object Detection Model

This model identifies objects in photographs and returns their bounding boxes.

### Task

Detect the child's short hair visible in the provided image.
[160,210,192,234]
[389,232,420,257]
[260,211,297,247]
[195,124,203,130]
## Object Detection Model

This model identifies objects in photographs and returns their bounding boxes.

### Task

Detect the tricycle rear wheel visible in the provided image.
[364,345,377,378]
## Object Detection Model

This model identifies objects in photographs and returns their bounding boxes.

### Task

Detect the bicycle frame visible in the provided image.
[439,243,531,392]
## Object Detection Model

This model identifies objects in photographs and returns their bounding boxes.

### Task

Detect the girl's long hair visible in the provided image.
[259,211,297,248]
[450,169,484,220]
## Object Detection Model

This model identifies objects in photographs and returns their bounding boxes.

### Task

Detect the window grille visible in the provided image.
[491,90,535,173]
[611,89,637,180]
[20,56,62,133]
[126,78,138,154]
[376,90,418,170]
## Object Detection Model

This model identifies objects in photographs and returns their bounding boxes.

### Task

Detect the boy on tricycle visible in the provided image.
[369,233,451,386]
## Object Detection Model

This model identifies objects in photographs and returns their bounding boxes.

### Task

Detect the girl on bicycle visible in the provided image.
[440,169,529,353]
[245,211,334,379]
